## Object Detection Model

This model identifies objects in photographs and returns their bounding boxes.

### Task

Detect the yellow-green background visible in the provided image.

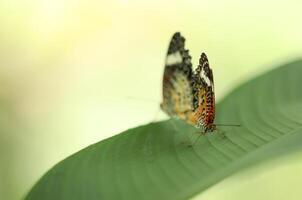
[1,1,302,199]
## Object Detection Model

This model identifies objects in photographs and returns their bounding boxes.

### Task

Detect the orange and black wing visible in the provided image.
[161,32,195,122]
[193,53,216,130]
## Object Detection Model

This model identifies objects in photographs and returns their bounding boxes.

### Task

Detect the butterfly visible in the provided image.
[160,32,217,133]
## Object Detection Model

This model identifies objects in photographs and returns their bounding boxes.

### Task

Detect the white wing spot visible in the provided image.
[200,68,211,86]
[166,51,182,66]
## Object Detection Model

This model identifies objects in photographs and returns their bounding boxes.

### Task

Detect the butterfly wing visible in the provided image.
[193,53,216,130]
[161,32,196,123]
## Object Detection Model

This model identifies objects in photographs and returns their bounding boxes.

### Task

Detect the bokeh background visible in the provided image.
[1,1,302,199]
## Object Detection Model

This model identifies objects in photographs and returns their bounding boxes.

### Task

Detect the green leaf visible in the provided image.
[25,60,302,200]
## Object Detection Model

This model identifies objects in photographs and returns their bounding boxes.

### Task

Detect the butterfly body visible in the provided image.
[161,32,216,133]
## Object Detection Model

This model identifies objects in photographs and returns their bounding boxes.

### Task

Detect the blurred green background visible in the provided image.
[1,1,302,200]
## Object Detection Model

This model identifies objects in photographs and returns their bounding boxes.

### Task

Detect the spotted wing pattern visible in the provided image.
[193,53,216,131]
[161,32,216,132]
[160,32,196,124]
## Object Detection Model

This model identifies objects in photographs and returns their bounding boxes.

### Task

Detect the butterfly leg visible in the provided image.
[187,131,197,143]
[180,131,195,147]
[215,129,227,140]
[193,132,204,145]
[186,130,206,147]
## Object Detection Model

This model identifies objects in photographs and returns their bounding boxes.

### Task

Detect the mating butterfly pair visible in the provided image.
[160,32,217,134]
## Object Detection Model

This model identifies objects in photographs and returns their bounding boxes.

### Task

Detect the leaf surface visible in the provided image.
[26,60,302,200]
